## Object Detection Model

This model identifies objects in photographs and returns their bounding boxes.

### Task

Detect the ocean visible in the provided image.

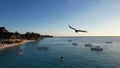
[0,36,120,68]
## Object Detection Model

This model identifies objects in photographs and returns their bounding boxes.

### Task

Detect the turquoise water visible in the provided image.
[0,36,120,68]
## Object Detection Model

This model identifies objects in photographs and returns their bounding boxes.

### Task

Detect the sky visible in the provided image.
[0,0,120,36]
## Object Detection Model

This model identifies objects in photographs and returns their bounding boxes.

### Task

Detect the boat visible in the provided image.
[105,42,113,43]
[91,46,103,51]
[68,40,72,42]
[72,42,78,45]
[85,43,93,47]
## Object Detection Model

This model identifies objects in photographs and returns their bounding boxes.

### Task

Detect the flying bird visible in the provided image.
[68,25,87,33]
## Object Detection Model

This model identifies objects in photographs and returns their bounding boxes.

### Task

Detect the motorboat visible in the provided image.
[91,46,103,51]
[72,42,78,45]
[85,43,93,47]
[105,42,113,43]
[68,40,72,42]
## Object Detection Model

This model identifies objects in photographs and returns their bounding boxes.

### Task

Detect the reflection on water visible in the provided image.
[0,46,20,56]
[38,46,49,50]
[0,37,120,68]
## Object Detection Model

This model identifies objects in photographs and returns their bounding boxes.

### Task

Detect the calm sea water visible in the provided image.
[0,36,120,68]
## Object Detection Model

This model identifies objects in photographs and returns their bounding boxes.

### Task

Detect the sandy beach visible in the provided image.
[0,40,35,50]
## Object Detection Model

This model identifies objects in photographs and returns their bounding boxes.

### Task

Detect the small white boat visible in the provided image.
[72,42,78,45]
[85,43,93,46]
[91,46,103,51]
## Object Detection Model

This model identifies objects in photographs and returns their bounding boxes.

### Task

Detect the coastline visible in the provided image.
[0,40,35,50]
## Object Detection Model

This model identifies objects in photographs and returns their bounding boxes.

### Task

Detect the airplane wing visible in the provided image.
[68,25,77,30]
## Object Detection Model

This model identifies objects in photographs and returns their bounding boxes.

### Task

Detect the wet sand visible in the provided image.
[0,40,35,50]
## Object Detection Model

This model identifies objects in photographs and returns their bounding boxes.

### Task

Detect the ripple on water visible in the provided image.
[1,37,120,68]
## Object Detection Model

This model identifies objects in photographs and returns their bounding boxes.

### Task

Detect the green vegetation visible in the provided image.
[21,32,40,40]
[21,32,53,40]
[0,27,53,45]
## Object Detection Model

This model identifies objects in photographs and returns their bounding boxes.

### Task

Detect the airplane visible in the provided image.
[68,25,87,33]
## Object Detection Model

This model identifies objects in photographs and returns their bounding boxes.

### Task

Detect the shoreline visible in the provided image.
[0,40,35,50]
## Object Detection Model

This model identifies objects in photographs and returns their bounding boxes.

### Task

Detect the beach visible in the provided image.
[0,40,35,50]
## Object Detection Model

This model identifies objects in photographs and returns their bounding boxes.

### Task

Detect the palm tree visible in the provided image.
[1,32,4,46]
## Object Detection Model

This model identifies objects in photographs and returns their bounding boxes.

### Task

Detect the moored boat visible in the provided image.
[85,43,93,47]
[72,42,78,45]
[91,46,103,51]
[68,40,72,42]
[105,42,113,43]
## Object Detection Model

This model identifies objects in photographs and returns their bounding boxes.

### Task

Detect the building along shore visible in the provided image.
[0,40,35,50]
[0,27,53,50]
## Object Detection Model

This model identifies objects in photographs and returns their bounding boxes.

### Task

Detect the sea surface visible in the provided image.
[0,36,120,68]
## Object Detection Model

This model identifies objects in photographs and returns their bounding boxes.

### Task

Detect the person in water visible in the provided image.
[19,49,23,55]
[60,56,64,61]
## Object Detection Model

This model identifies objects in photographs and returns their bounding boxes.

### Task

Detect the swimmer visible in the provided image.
[60,56,64,61]
[19,49,23,55]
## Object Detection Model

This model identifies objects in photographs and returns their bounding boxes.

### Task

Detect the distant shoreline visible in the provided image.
[54,36,120,38]
[0,40,35,50]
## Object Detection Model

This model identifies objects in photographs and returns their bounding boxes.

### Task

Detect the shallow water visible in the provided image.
[0,36,120,68]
